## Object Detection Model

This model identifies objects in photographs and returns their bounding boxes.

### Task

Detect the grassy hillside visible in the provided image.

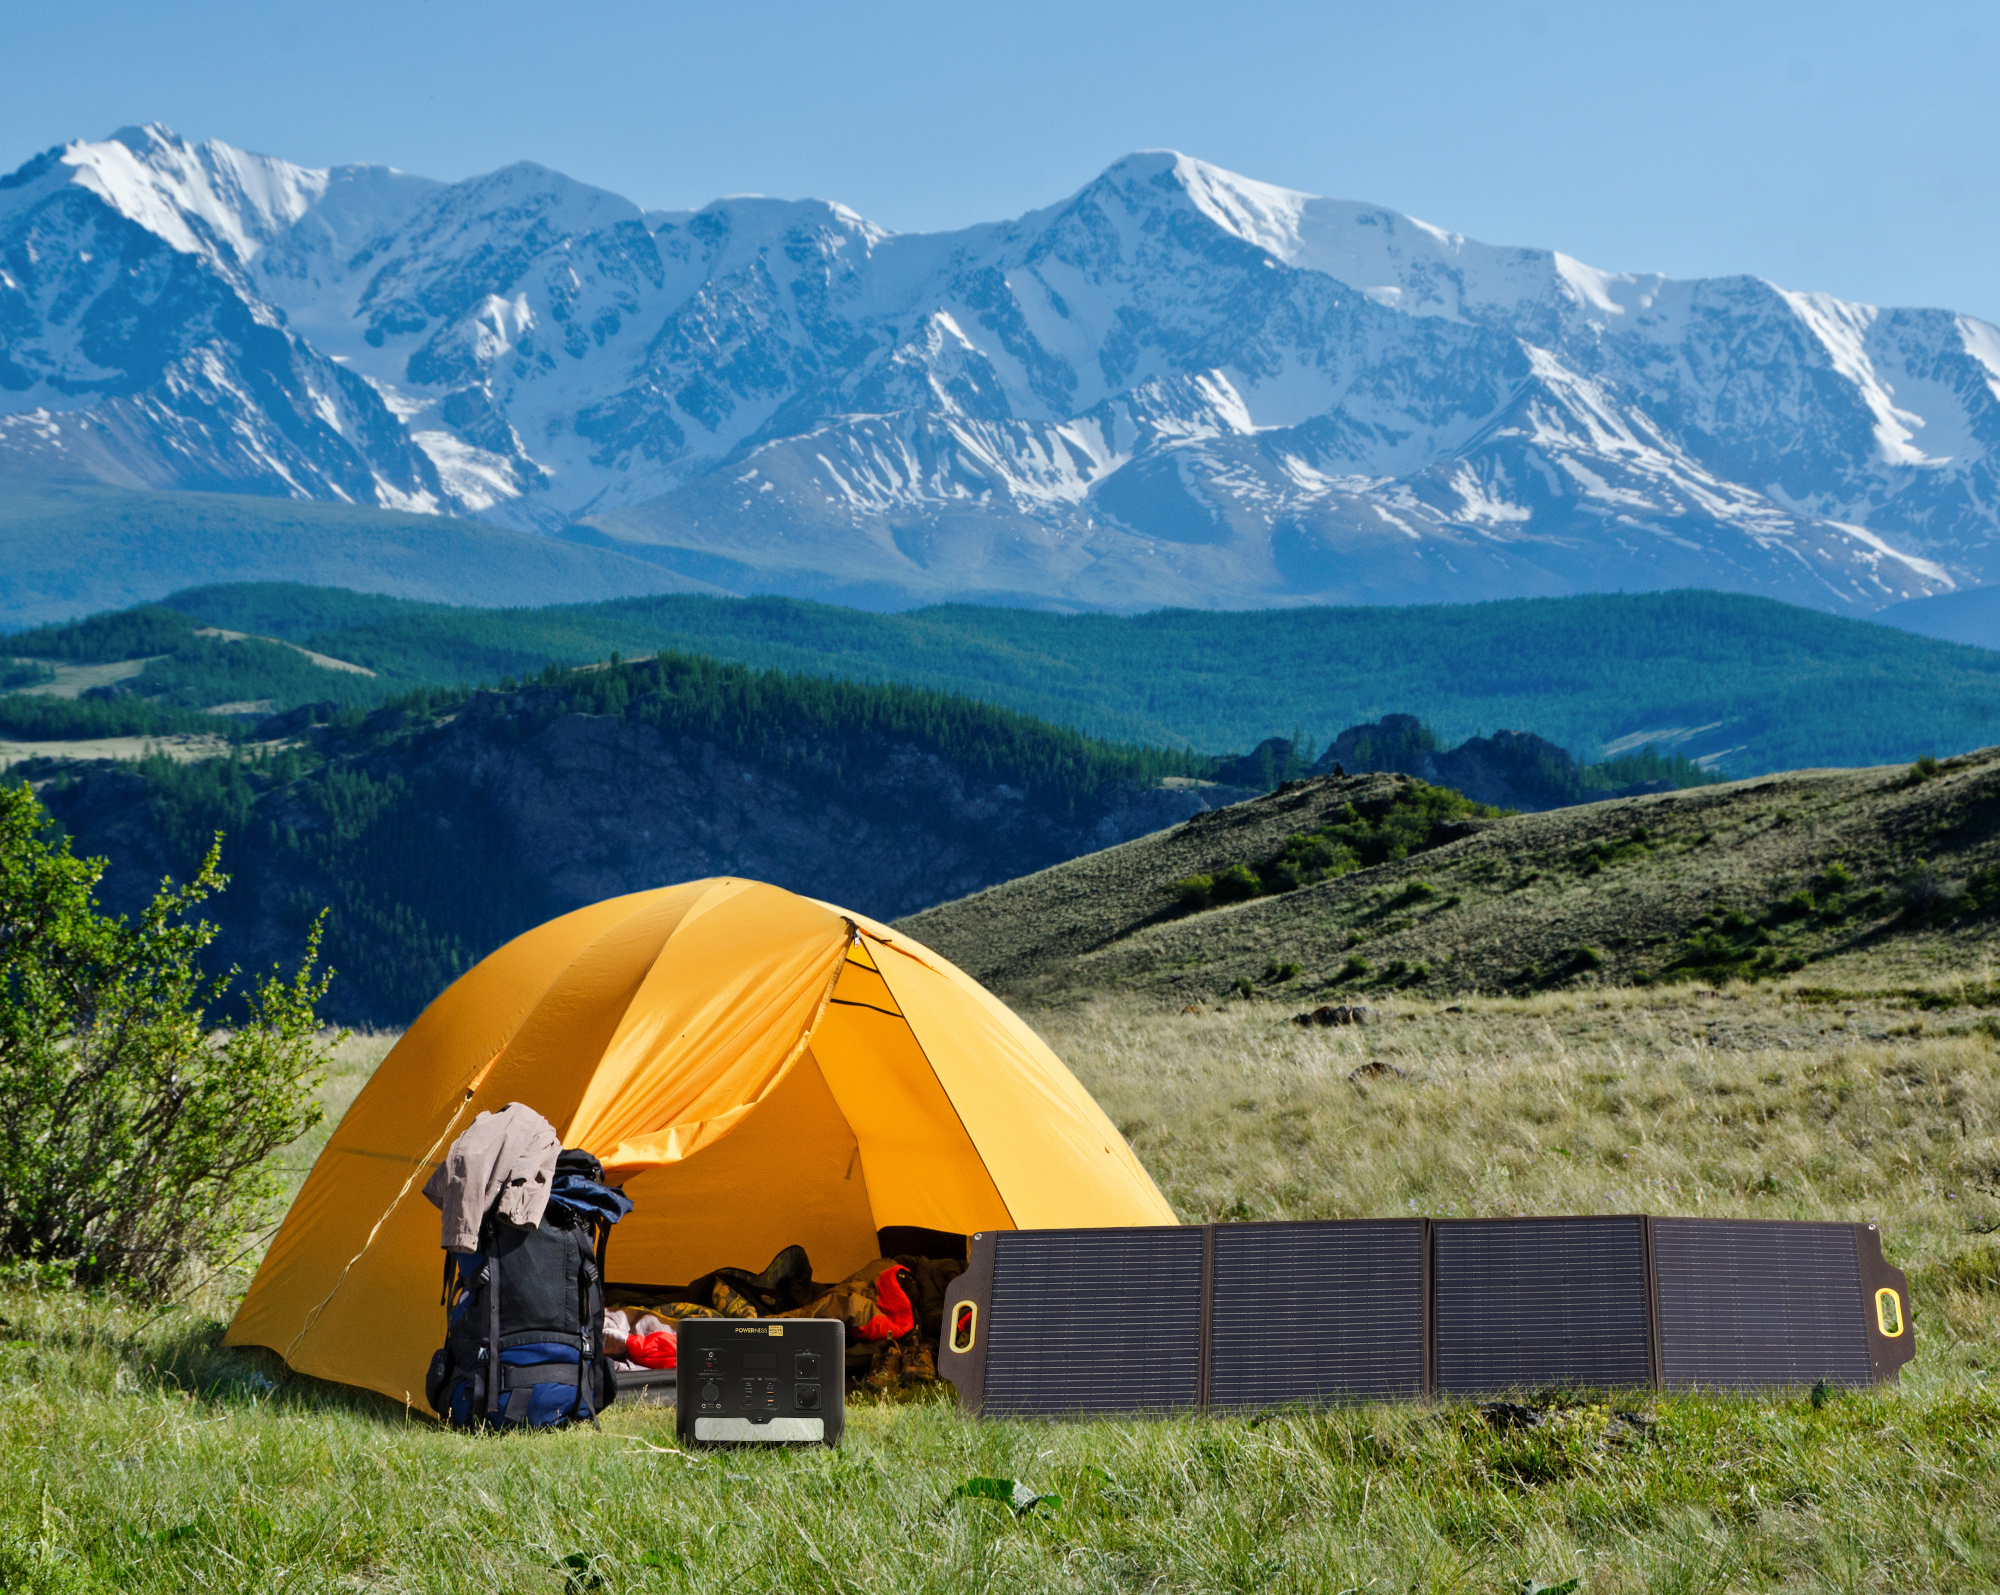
[5,975,1997,1590]
[12,581,2000,777]
[899,747,2000,1008]
[0,482,706,629]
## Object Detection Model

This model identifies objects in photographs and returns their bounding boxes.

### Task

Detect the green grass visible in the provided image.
[4,983,1999,1590]
[2,1316,1993,1593]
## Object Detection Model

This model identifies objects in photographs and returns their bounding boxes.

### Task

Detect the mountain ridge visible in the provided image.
[5,127,1998,613]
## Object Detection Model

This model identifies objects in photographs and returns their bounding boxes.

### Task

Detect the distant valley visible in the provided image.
[33,657,1224,1023]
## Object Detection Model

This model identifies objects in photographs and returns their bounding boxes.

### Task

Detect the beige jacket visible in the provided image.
[421,1102,561,1251]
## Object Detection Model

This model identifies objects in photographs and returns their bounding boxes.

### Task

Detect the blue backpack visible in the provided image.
[425,1149,630,1428]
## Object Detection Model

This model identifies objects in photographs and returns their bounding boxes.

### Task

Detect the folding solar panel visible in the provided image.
[1433,1217,1654,1393]
[937,1214,1911,1418]
[939,1226,1203,1416]
[1650,1219,1912,1390]
[1207,1219,1429,1407]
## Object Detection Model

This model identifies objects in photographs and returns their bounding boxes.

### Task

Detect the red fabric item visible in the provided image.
[625,1330,677,1369]
[856,1265,915,1342]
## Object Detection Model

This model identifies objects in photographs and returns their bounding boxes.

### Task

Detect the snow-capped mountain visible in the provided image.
[5,124,1998,612]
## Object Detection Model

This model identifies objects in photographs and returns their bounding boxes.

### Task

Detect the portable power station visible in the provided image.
[674,1318,845,1446]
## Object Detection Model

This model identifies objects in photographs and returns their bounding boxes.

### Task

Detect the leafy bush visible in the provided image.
[1172,782,1500,918]
[1576,831,1653,876]
[1170,864,1264,912]
[0,781,334,1293]
[1172,874,1217,910]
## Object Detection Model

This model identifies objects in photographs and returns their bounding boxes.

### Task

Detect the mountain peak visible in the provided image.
[3,130,1997,619]
[59,125,329,265]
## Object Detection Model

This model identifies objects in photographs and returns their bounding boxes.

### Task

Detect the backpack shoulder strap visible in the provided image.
[483,1248,502,1425]
[576,1230,604,1425]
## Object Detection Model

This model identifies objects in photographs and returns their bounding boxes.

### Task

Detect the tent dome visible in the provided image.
[226,878,1176,1406]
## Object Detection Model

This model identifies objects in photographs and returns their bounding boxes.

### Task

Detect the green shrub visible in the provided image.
[1209,865,1263,905]
[0,782,335,1293]
[1908,753,1942,784]
[1262,960,1304,983]
[1576,833,1652,876]
[1172,782,1500,919]
[1336,956,1371,983]
[1777,890,1817,920]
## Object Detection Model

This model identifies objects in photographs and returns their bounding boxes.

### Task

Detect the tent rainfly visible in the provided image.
[226,878,1176,1408]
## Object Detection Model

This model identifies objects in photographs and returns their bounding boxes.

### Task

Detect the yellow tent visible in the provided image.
[226,878,1176,1407]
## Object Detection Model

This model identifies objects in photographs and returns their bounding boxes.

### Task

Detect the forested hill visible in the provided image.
[32,655,1225,1025]
[11,583,1997,778]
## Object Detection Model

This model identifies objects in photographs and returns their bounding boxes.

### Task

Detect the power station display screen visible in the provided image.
[675,1319,845,1446]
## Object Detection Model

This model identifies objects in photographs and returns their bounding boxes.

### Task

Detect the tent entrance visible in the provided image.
[600,938,1010,1291]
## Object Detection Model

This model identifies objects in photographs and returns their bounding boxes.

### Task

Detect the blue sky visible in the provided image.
[5,0,1997,322]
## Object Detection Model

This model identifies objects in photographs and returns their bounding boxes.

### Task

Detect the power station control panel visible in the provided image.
[675,1318,845,1446]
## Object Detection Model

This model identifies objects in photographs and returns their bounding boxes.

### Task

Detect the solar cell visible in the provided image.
[1208,1220,1428,1407]
[1434,1218,1653,1393]
[978,1227,1203,1416]
[1652,1219,1874,1390]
